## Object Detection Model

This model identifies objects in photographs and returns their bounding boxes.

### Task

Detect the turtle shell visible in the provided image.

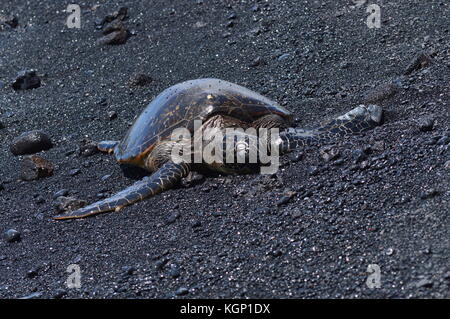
[114,78,292,166]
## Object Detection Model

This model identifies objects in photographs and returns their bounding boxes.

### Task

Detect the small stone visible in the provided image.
[175,287,189,296]
[444,160,450,169]
[4,229,21,243]
[226,20,234,28]
[20,155,54,181]
[276,196,290,206]
[386,248,395,255]
[277,53,291,61]
[19,292,42,299]
[0,14,19,28]
[249,56,263,67]
[352,149,366,162]
[308,166,319,176]
[191,220,201,228]
[79,140,98,157]
[128,73,153,87]
[276,191,296,206]
[68,168,80,176]
[418,117,434,132]
[436,136,450,145]
[97,97,107,106]
[10,130,52,155]
[52,289,67,299]
[26,269,39,279]
[101,174,111,181]
[227,12,237,20]
[166,211,179,224]
[168,264,181,278]
[271,249,283,257]
[194,21,206,28]
[415,278,433,288]
[362,82,399,104]
[404,53,432,75]
[12,70,41,90]
[54,196,87,213]
[420,188,438,199]
[122,266,136,275]
[97,28,128,45]
[108,111,118,120]
[155,258,169,270]
[102,19,125,34]
[289,152,303,163]
[319,146,340,162]
[103,7,128,24]
[53,189,69,199]
[250,4,260,12]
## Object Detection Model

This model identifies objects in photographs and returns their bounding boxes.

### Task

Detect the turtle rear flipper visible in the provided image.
[52,161,190,220]
[279,104,382,151]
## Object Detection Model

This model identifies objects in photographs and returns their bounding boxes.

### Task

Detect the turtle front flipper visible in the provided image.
[279,104,382,152]
[98,140,119,153]
[53,161,191,220]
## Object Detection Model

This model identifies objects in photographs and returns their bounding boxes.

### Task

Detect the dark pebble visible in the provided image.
[4,229,21,243]
[168,264,181,278]
[250,4,259,12]
[108,111,118,120]
[19,292,42,299]
[128,73,153,87]
[0,14,19,28]
[249,56,263,67]
[20,155,54,181]
[79,140,98,157]
[52,289,67,299]
[10,130,53,155]
[277,53,291,61]
[175,287,189,296]
[308,166,319,176]
[227,12,237,20]
[26,269,39,279]
[404,53,432,75]
[418,117,434,132]
[191,220,201,228]
[319,146,340,162]
[436,136,450,145]
[97,29,128,45]
[276,195,291,206]
[54,196,87,213]
[122,266,136,275]
[352,149,366,162]
[420,188,438,199]
[155,258,169,271]
[415,278,433,288]
[166,211,179,224]
[12,70,41,90]
[53,189,69,199]
[68,168,80,176]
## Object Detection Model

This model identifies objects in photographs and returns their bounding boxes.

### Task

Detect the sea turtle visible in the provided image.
[53,78,382,220]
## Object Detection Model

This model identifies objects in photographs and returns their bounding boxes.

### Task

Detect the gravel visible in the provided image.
[0,0,448,299]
